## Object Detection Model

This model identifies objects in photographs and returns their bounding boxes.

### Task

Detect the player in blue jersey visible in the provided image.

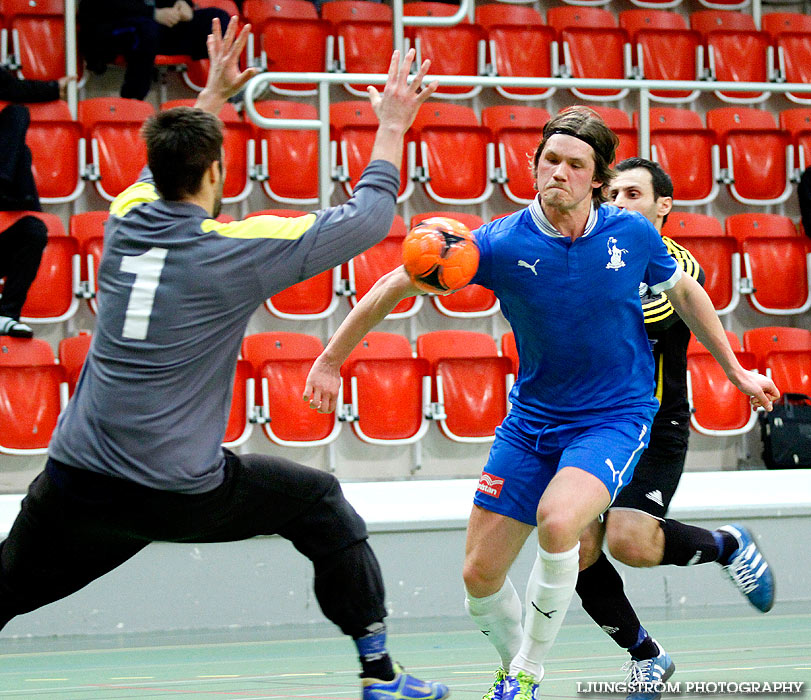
[0,18,448,700]
[304,107,779,700]
[575,158,775,700]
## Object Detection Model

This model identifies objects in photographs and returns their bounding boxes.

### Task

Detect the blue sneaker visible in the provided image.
[482,667,507,700]
[623,640,675,700]
[717,524,775,613]
[362,663,449,700]
[499,671,540,700]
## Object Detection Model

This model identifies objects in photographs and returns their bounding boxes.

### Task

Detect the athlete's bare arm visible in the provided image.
[665,273,779,411]
[303,267,420,414]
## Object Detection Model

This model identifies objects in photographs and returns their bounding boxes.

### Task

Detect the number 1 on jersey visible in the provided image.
[120,247,168,340]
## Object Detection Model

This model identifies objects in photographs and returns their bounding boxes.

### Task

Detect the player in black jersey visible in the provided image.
[575,159,775,700]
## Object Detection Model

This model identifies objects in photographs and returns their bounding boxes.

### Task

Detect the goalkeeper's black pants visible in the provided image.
[0,451,386,636]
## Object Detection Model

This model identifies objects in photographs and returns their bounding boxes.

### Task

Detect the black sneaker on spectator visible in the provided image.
[0,316,33,338]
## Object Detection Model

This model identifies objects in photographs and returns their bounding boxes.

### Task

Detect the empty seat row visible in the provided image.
[242,4,811,105]
[687,327,811,436]
[0,330,518,458]
[4,326,809,456]
[9,208,809,326]
[8,210,499,326]
[663,212,811,316]
[18,98,811,209]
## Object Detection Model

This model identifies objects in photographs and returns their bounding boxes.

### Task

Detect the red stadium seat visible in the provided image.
[619,10,702,104]
[626,0,683,9]
[707,107,794,206]
[741,237,811,315]
[241,332,342,450]
[162,100,255,206]
[763,14,811,105]
[322,1,393,97]
[330,101,414,204]
[725,213,811,315]
[341,332,430,445]
[501,331,518,373]
[764,350,811,396]
[253,100,320,205]
[590,106,638,163]
[1,0,69,81]
[547,7,631,102]
[78,97,155,201]
[639,107,719,205]
[404,2,485,100]
[481,105,550,205]
[346,216,423,320]
[475,4,557,101]
[409,211,498,318]
[417,330,512,442]
[724,213,799,246]
[686,333,759,436]
[0,336,67,454]
[244,0,331,95]
[222,359,255,448]
[57,331,92,395]
[779,108,811,173]
[664,212,739,315]
[690,11,773,104]
[743,326,811,373]
[69,210,108,314]
[245,209,341,320]
[22,101,85,204]
[411,103,494,205]
[0,211,81,325]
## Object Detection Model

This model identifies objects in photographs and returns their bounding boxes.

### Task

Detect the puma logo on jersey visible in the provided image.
[645,490,664,507]
[518,259,539,275]
[606,237,628,270]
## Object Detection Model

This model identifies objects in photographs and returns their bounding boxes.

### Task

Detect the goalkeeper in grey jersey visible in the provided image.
[0,18,449,700]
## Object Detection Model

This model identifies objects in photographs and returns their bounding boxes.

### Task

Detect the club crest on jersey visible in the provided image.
[606,237,628,270]
[477,472,505,497]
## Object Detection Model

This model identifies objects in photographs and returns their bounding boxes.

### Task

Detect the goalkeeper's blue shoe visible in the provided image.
[717,524,775,613]
[623,640,675,700]
[362,664,449,700]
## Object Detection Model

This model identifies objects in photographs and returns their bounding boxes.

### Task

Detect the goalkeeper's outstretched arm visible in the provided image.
[303,267,420,414]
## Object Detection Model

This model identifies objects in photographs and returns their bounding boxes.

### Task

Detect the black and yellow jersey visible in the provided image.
[642,235,704,428]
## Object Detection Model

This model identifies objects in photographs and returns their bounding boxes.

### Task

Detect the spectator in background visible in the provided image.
[798,168,811,238]
[78,0,231,101]
[0,68,73,338]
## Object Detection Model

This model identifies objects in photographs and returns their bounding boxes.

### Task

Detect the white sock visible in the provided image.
[465,577,524,669]
[510,543,580,681]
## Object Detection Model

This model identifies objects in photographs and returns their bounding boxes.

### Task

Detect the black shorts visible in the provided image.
[0,451,383,633]
[610,418,689,520]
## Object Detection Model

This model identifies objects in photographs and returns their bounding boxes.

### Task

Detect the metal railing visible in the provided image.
[244,73,811,210]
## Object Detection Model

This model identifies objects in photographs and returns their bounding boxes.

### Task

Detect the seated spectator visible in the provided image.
[78,0,231,101]
[0,68,72,338]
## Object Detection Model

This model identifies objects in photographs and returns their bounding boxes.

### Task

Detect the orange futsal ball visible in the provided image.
[402,217,480,293]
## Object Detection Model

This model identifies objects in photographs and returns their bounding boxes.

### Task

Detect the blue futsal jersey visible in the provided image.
[471,198,681,425]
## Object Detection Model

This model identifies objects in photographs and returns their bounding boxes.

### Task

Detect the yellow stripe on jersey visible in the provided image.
[110,182,160,218]
[662,236,701,281]
[202,214,317,240]
[654,351,665,405]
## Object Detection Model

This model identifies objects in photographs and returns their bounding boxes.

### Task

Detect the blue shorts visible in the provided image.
[473,412,652,526]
